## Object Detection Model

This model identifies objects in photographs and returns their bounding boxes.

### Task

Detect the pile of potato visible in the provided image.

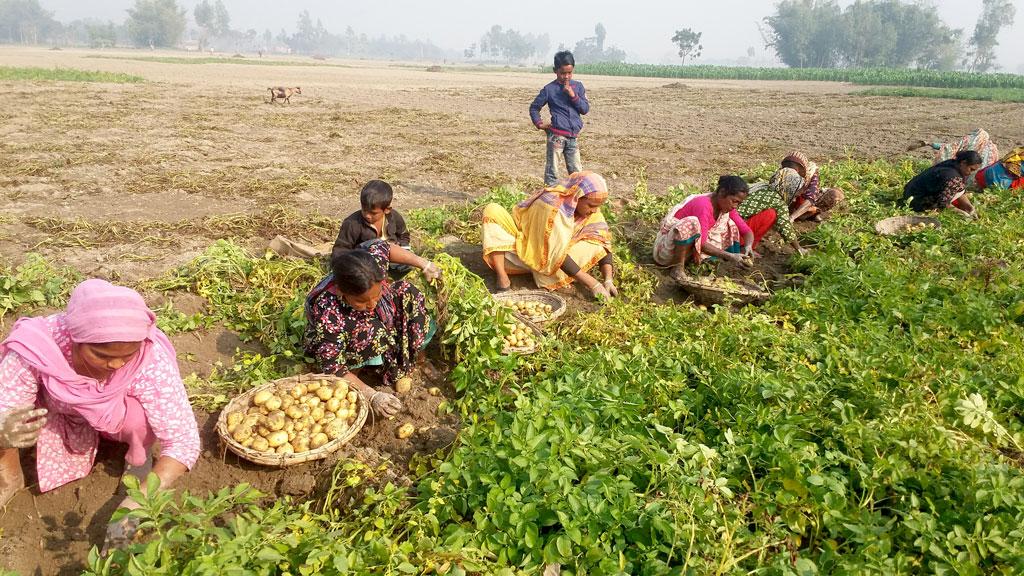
[509,300,555,322]
[503,317,536,350]
[904,222,937,233]
[225,378,360,456]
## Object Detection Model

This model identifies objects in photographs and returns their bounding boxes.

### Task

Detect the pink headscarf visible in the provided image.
[0,279,173,437]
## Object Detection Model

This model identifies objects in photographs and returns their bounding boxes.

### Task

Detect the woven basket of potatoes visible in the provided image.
[493,290,566,324]
[501,314,543,355]
[216,373,368,466]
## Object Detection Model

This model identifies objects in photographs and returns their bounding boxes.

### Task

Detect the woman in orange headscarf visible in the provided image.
[481,171,616,299]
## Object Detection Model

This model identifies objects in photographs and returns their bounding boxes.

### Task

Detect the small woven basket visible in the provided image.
[502,314,544,355]
[676,276,770,306]
[874,215,941,236]
[216,373,368,467]
[493,290,567,324]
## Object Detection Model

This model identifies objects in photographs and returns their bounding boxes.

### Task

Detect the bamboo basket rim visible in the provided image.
[874,215,941,236]
[493,290,567,323]
[216,373,368,467]
[675,275,770,306]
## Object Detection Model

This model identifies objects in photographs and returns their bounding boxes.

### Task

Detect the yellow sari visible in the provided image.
[482,172,612,290]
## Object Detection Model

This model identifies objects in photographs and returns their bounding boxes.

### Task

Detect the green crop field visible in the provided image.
[855,86,1024,103]
[0,65,143,83]
[7,159,1012,574]
[573,63,1024,90]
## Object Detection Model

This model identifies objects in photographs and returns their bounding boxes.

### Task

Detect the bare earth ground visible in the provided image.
[0,46,1022,574]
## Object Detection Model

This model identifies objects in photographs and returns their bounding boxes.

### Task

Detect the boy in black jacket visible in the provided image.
[331,180,413,277]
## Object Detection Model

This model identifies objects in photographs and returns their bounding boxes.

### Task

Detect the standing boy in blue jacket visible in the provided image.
[529,50,590,185]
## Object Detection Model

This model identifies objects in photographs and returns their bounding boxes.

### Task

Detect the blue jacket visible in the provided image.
[529,79,589,138]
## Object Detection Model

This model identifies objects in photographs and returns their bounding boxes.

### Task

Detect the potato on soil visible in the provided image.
[396,423,415,439]
[395,376,412,394]
[428,387,441,396]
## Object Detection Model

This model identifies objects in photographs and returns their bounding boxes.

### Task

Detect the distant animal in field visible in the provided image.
[268,86,301,104]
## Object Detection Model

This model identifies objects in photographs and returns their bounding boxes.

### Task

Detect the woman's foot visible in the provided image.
[669,266,691,283]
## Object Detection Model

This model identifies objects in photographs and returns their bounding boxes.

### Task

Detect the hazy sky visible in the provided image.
[44,1,1024,71]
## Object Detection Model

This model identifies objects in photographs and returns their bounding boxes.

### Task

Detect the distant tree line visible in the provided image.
[762,0,1016,72]
[464,23,626,65]
[0,0,454,61]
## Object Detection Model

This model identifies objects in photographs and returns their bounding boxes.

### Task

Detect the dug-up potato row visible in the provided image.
[226,379,360,455]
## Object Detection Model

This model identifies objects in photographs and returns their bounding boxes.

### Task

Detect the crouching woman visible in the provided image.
[304,239,440,419]
[653,175,754,281]
[0,279,201,547]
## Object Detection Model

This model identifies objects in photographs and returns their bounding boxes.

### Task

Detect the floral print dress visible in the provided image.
[303,240,433,386]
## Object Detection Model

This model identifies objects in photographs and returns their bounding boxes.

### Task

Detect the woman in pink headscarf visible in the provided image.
[0,279,200,549]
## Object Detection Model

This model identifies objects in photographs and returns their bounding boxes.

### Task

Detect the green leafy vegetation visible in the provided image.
[0,254,78,323]
[69,159,1024,574]
[572,63,1024,89]
[854,86,1024,103]
[0,66,144,83]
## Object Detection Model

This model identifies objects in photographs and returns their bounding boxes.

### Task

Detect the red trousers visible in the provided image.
[746,209,777,248]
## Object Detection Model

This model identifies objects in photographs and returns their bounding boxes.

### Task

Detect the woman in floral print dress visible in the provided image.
[304,239,441,418]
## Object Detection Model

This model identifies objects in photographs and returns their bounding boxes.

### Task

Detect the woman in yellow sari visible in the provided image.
[481,171,616,299]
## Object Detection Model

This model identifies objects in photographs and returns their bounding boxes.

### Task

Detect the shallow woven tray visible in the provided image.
[216,373,368,467]
[493,290,567,323]
[874,215,941,236]
[502,314,544,355]
[676,276,770,306]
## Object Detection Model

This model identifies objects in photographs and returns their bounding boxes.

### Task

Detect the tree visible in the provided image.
[763,0,840,68]
[671,28,703,64]
[212,0,230,34]
[479,25,537,64]
[765,0,960,70]
[967,0,1016,72]
[0,0,60,44]
[573,23,626,63]
[86,21,118,48]
[126,0,185,47]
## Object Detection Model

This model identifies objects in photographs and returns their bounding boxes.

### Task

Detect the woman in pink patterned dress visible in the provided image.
[0,279,200,548]
[652,175,755,281]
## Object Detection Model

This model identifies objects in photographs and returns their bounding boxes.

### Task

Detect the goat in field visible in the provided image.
[268,86,301,104]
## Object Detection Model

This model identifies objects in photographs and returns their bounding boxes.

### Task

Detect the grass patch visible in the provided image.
[0,66,143,83]
[572,63,1024,89]
[86,55,350,68]
[854,86,1024,103]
